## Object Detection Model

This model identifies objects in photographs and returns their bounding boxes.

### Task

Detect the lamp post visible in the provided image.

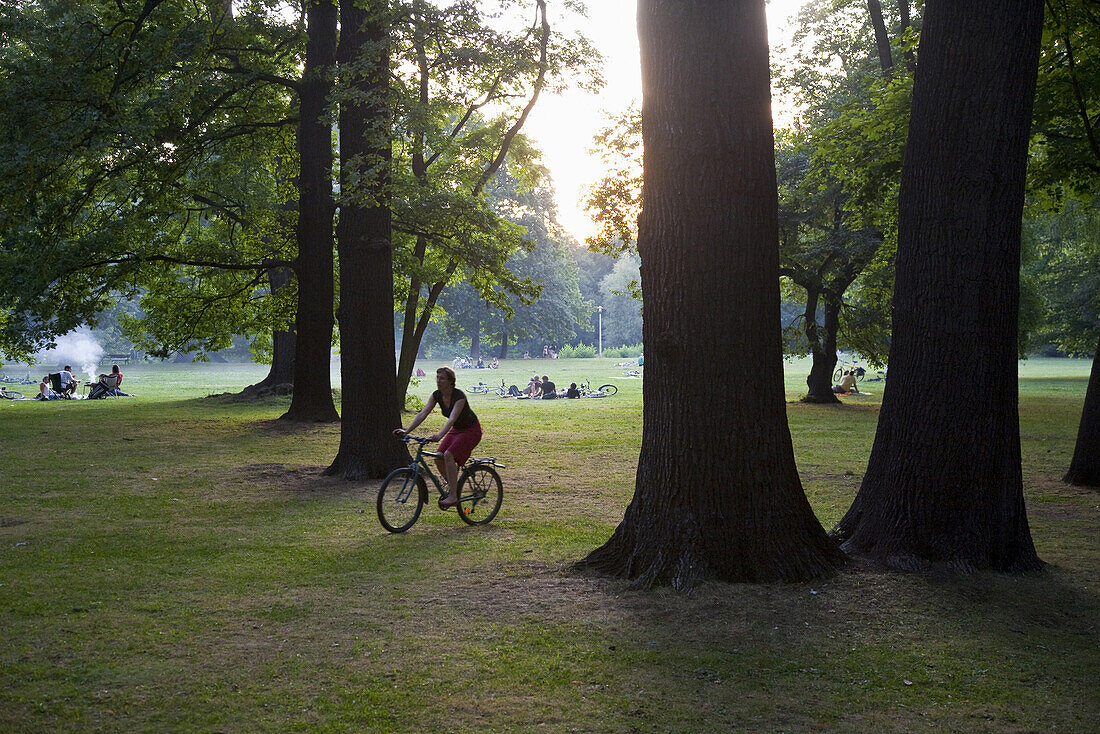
[597,305,603,357]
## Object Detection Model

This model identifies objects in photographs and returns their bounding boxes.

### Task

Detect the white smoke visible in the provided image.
[37,328,105,382]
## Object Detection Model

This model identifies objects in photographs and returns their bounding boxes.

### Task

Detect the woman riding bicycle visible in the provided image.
[394,366,483,510]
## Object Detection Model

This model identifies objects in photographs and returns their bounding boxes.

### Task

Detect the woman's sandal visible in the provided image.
[438,497,459,510]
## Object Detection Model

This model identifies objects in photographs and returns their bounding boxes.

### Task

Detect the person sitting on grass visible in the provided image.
[832,370,859,395]
[566,382,581,399]
[537,375,557,399]
[36,376,60,400]
[87,364,127,399]
[58,365,79,398]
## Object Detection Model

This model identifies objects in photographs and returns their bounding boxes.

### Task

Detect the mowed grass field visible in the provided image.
[0,357,1096,732]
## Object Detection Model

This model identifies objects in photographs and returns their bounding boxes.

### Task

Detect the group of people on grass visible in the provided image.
[521,344,560,359]
[36,364,128,400]
[520,374,580,399]
[451,356,498,370]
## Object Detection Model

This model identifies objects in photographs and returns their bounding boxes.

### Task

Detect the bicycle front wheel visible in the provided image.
[377,468,426,533]
[597,384,617,396]
[2,390,24,399]
[467,385,489,394]
[832,368,843,383]
[457,465,503,526]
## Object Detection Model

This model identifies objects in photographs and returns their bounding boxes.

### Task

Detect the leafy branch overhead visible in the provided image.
[390,0,601,397]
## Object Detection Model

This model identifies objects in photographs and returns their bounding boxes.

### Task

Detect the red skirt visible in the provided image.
[438,421,483,465]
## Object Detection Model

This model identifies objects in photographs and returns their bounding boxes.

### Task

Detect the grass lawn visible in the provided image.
[1,357,1097,732]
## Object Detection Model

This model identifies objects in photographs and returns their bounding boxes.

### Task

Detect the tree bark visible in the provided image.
[867,0,894,75]
[576,0,845,590]
[1064,333,1100,487]
[834,0,1045,573]
[897,0,916,72]
[499,328,509,359]
[325,0,407,479]
[802,286,841,403]
[244,265,296,395]
[281,0,339,422]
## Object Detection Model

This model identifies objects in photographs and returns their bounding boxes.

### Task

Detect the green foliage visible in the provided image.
[596,253,642,348]
[390,0,601,384]
[583,105,641,255]
[0,0,302,359]
[771,0,911,370]
[405,374,424,412]
[599,343,643,358]
[558,343,596,358]
[1024,197,1100,355]
[1030,0,1100,202]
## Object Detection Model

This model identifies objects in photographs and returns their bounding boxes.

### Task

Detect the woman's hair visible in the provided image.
[436,366,456,385]
[570,382,577,388]
[111,365,120,373]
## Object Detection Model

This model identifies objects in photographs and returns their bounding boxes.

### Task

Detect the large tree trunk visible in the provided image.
[576,0,845,590]
[802,287,841,403]
[281,0,339,423]
[499,328,509,359]
[325,0,407,479]
[244,265,296,395]
[834,0,1045,572]
[1064,334,1100,487]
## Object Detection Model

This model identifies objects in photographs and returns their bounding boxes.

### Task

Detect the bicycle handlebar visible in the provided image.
[397,434,435,444]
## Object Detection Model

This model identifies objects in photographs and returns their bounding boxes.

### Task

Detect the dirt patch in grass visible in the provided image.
[234,462,366,499]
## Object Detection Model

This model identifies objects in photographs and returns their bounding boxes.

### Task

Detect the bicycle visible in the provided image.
[377,435,505,533]
[466,379,509,397]
[578,380,618,397]
[832,363,867,384]
[1,385,25,399]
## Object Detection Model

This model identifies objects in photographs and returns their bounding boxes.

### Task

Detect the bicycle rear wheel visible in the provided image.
[457,465,503,526]
[2,390,24,399]
[377,468,426,533]
[597,384,617,396]
[467,385,489,394]
[832,367,843,383]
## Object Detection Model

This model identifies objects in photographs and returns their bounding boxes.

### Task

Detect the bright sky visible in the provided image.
[523,0,807,241]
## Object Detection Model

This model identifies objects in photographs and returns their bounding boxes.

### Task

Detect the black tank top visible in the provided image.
[433,388,478,430]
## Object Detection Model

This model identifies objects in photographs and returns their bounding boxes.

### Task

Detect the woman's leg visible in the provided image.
[442,451,459,501]
[434,453,459,502]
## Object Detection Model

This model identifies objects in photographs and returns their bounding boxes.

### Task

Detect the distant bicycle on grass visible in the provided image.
[832,362,886,384]
[377,435,505,533]
[466,379,509,397]
[1,385,25,399]
[578,380,617,398]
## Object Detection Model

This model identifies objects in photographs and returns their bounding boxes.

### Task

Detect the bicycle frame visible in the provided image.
[398,438,448,503]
